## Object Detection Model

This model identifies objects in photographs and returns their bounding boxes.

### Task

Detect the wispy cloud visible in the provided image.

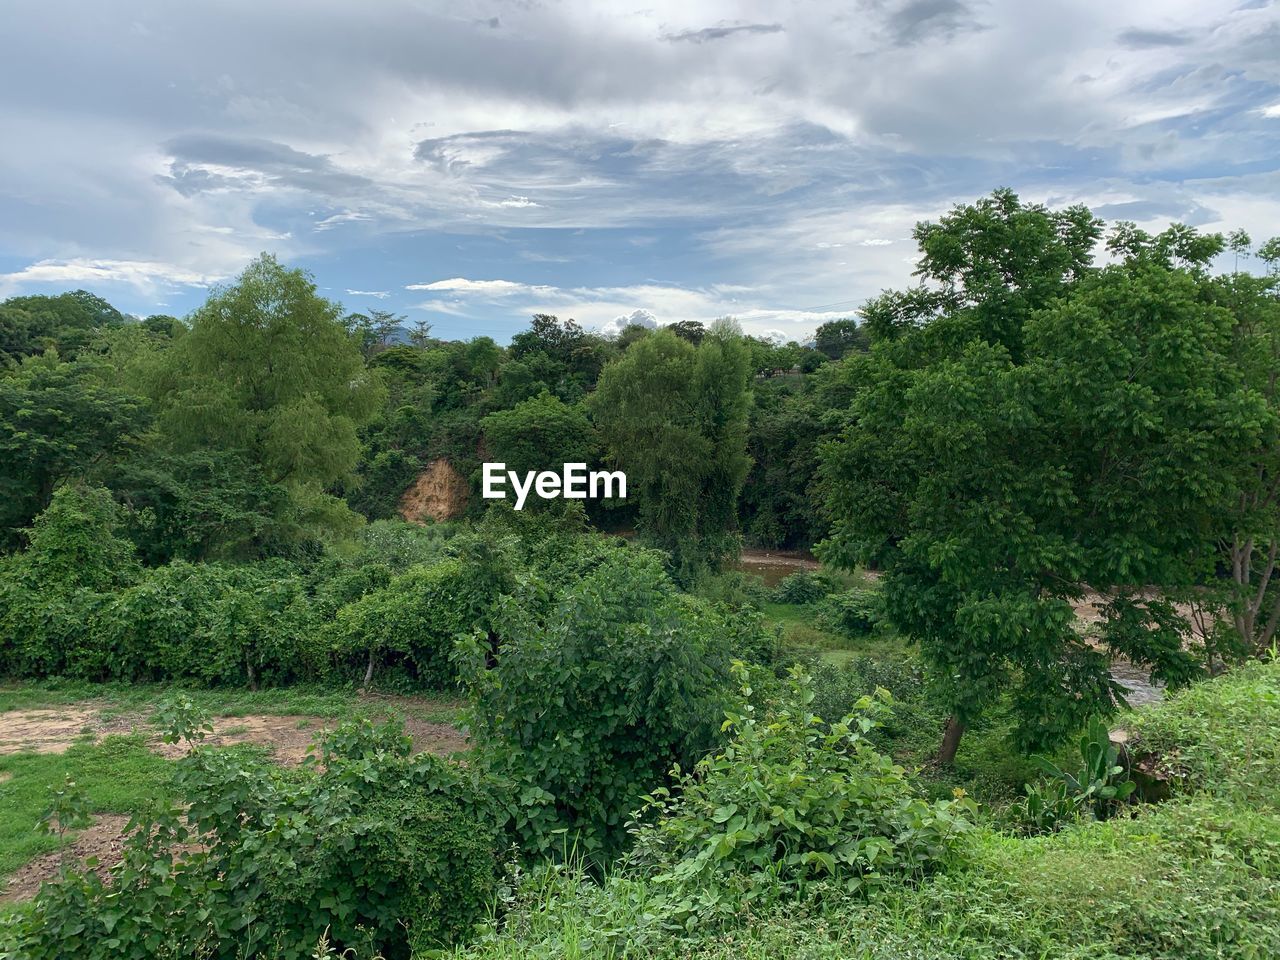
[660,22,784,44]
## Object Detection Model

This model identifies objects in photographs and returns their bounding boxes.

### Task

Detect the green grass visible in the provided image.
[0,680,468,902]
[761,601,913,663]
[0,681,465,725]
[454,662,1280,960]
[0,735,173,886]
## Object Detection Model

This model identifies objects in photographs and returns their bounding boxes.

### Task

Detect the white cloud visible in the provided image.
[346,288,390,298]
[1263,103,1280,119]
[0,258,219,295]
[405,278,556,296]
[601,308,659,335]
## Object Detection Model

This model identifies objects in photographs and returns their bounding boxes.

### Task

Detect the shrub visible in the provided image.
[92,562,316,686]
[462,549,735,862]
[770,570,835,605]
[816,587,882,639]
[630,667,974,914]
[3,718,500,959]
[1125,658,1280,801]
[326,557,504,688]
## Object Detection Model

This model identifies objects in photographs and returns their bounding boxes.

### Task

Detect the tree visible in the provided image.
[0,350,149,545]
[590,325,752,577]
[1205,235,1280,658]
[0,290,126,360]
[820,196,1249,762]
[346,309,404,358]
[480,391,597,480]
[148,255,385,547]
[813,318,867,360]
[667,320,706,345]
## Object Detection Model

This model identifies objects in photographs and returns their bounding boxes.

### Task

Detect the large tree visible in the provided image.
[590,323,752,576]
[149,254,385,545]
[820,193,1262,761]
[0,350,149,546]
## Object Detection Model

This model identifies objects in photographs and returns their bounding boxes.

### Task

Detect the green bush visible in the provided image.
[770,570,836,605]
[2,718,499,959]
[462,549,735,862]
[326,556,505,688]
[1125,658,1280,802]
[630,667,974,908]
[816,587,882,638]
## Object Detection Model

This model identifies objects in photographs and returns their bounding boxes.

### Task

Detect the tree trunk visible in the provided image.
[938,715,966,765]
[245,658,258,692]
[362,648,376,690]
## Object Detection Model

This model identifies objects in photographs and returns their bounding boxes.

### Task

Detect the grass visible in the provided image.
[0,735,173,888]
[453,662,1280,960]
[0,680,465,725]
[0,679,468,902]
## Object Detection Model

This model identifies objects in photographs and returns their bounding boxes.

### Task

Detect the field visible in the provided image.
[0,684,465,907]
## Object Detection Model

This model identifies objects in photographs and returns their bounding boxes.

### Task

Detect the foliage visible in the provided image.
[813,319,868,361]
[460,549,736,862]
[2,719,499,959]
[630,667,974,907]
[815,587,882,639]
[145,254,385,547]
[821,193,1255,759]
[325,556,509,688]
[481,391,598,481]
[0,351,149,545]
[590,327,753,578]
[769,570,836,605]
[1008,717,1136,834]
[1126,657,1280,800]
[739,378,829,549]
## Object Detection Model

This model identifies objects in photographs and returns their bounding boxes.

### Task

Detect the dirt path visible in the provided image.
[0,702,470,903]
[0,705,469,763]
[0,815,131,904]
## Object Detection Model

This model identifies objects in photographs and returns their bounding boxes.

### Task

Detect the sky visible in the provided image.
[0,0,1278,342]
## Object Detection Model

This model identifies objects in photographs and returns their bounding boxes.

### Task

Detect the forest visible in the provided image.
[1,190,1279,959]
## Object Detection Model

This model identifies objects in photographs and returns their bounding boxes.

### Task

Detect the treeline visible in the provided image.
[4,190,1280,764]
[0,258,860,580]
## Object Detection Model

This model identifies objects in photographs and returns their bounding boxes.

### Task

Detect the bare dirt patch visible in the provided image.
[0,709,102,756]
[400,458,469,523]
[150,714,469,765]
[0,814,130,903]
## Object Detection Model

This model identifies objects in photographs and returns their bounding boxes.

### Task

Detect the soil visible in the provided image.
[150,713,469,765]
[0,708,470,902]
[0,707,136,756]
[0,814,131,904]
[400,458,469,523]
[0,707,469,764]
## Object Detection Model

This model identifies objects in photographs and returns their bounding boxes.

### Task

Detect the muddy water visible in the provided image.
[732,550,820,588]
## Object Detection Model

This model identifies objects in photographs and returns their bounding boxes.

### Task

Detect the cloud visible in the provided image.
[405,278,548,295]
[0,258,218,295]
[346,288,390,298]
[0,0,1276,331]
[1117,28,1194,48]
[601,308,659,335]
[882,0,987,46]
[660,23,784,44]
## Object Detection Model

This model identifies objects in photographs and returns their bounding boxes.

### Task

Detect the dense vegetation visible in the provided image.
[1,192,1279,957]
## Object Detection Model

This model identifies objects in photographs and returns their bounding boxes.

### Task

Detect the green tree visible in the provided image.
[480,391,597,480]
[590,325,752,577]
[149,255,385,546]
[0,350,149,544]
[821,197,1251,762]
[813,318,867,360]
